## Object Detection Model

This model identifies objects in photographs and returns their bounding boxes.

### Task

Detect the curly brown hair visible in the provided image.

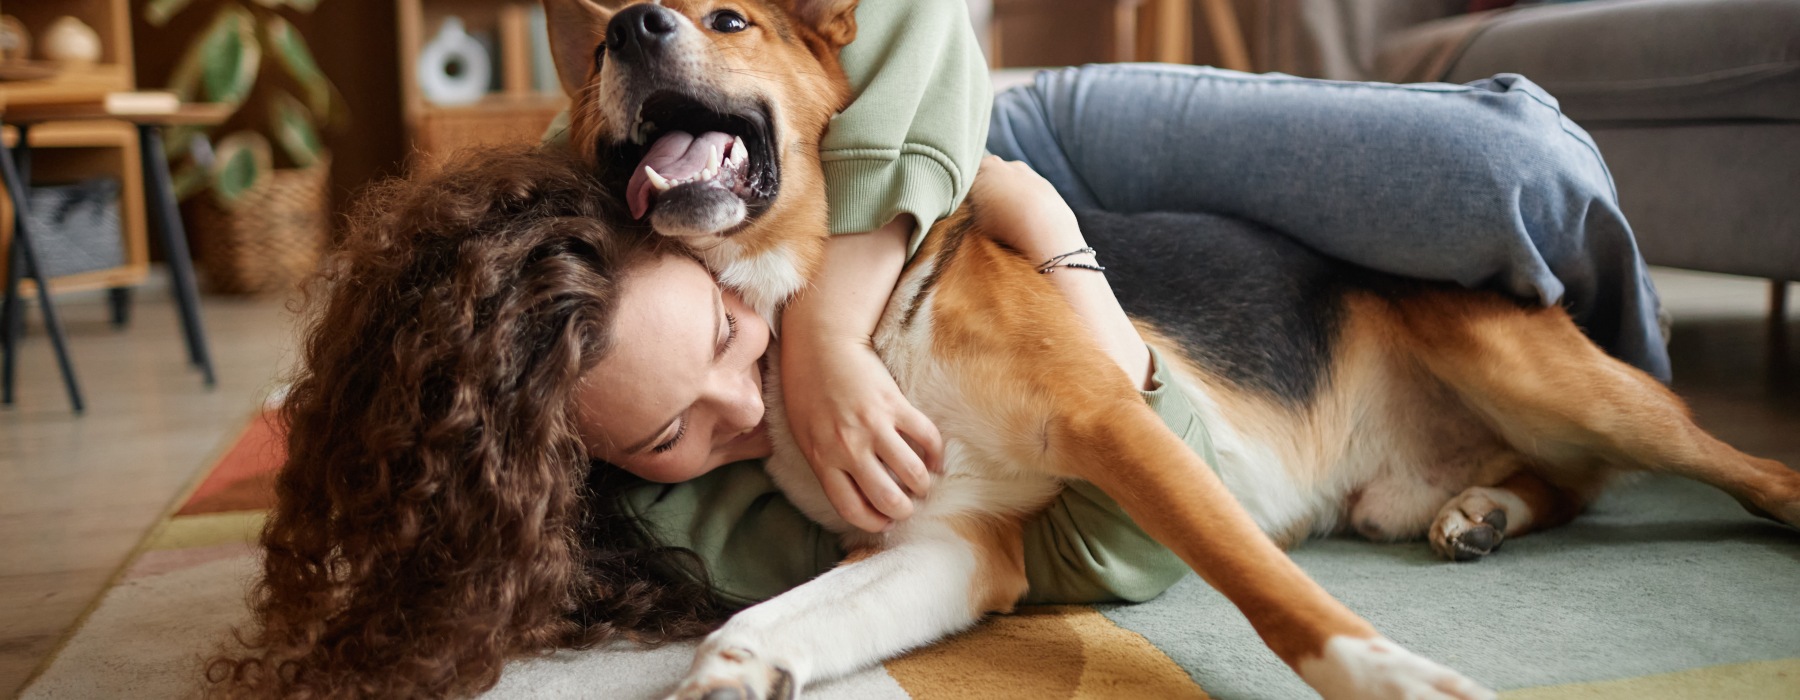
[206,147,728,698]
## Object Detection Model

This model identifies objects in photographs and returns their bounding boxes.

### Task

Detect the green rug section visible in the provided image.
[1100,476,1800,699]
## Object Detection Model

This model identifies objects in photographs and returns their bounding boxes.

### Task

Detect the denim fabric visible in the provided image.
[987,64,1670,381]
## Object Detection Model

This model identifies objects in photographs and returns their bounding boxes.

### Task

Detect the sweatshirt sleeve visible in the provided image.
[1019,346,1213,604]
[622,462,845,608]
[823,0,992,255]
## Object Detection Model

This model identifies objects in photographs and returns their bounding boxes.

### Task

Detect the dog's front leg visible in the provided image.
[666,521,1025,700]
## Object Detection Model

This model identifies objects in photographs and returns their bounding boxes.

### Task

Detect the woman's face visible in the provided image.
[576,253,773,481]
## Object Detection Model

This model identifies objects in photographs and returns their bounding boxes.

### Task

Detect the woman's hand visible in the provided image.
[781,334,943,532]
[780,216,943,533]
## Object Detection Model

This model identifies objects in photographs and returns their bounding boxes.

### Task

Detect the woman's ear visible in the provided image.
[543,0,616,98]
[784,0,859,49]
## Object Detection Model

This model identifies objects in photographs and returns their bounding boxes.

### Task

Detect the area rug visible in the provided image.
[21,411,1800,699]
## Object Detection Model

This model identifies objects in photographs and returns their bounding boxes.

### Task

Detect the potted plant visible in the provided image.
[145,0,344,294]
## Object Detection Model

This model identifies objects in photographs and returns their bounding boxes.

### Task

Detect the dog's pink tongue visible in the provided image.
[626,131,738,219]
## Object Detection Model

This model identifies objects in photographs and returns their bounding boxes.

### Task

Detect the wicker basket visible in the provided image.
[189,157,330,296]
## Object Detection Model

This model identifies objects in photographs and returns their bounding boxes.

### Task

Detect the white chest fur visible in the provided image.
[757,256,1065,546]
[701,240,809,325]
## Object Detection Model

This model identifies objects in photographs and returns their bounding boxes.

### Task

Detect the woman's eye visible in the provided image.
[652,421,687,454]
[707,10,748,33]
[723,312,739,351]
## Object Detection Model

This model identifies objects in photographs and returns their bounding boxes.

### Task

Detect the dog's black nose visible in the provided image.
[608,4,679,61]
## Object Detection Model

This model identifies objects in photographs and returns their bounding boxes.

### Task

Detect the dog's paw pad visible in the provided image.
[1300,636,1496,700]
[1432,491,1512,562]
[669,645,796,700]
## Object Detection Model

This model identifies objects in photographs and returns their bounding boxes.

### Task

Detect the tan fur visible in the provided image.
[949,517,1030,616]
[548,1,1795,695]
[923,225,1379,666]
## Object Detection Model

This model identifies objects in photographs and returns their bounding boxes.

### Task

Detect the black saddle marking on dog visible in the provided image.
[901,203,979,329]
[1077,208,1400,407]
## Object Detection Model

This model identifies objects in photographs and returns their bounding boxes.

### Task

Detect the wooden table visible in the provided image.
[1,98,227,412]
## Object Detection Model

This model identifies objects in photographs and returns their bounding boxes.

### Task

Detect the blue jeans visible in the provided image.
[988,64,1670,382]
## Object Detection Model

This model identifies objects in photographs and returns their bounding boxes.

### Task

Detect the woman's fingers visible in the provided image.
[848,451,915,523]
[817,467,892,533]
[874,429,931,497]
[895,406,944,475]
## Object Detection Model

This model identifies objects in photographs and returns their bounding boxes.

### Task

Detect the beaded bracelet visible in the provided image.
[1034,246,1106,274]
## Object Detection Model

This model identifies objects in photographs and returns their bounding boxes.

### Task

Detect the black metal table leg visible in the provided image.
[1,191,22,406]
[1,122,85,413]
[136,124,215,387]
[108,286,132,328]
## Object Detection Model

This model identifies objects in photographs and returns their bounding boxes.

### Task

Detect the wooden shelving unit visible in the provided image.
[397,0,569,167]
[0,0,149,296]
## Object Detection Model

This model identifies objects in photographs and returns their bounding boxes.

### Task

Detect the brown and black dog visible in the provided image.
[543,0,1800,698]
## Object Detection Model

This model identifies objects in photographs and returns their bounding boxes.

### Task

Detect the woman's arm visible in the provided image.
[781,0,990,533]
[781,219,942,535]
[969,156,1153,390]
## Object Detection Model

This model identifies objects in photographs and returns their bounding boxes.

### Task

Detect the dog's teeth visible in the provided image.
[731,136,747,165]
[645,165,671,191]
[699,144,721,180]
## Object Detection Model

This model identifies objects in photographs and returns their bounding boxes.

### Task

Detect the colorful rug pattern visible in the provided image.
[22,412,1800,698]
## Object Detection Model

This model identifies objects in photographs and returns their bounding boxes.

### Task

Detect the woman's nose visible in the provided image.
[713,366,764,432]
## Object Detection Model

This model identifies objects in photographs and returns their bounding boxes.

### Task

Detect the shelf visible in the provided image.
[398,0,565,164]
[2,120,136,149]
[0,0,146,298]
[416,92,567,115]
[0,64,133,107]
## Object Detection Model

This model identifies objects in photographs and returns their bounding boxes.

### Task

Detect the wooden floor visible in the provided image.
[0,268,1794,698]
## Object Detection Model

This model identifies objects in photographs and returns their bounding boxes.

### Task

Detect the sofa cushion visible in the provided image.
[1592,122,1800,280]
[1442,0,1800,122]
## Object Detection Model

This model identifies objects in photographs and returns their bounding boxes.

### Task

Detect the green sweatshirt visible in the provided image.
[551,2,1197,605]
[622,347,1214,607]
[822,0,991,255]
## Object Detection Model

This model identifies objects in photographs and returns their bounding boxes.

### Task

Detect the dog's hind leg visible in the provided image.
[666,519,1028,700]
[920,236,1492,700]
[1430,467,1596,561]
[1398,292,1800,529]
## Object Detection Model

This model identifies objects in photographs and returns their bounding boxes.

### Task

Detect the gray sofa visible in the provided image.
[1260,0,1799,317]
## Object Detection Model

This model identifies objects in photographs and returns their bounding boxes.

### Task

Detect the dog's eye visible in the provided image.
[593,42,606,71]
[706,10,749,33]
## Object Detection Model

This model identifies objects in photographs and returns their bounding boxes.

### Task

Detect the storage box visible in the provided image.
[25,177,125,279]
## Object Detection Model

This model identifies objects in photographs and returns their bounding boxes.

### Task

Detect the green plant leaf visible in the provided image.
[210,131,273,206]
[171,162,210,201]
[263,16,333,118]
[161,124,204,167]
[145,0,197,27]
[164,8,233,101]
[243,0,323,12]
[270,92,326,168]
[200,8,262,106]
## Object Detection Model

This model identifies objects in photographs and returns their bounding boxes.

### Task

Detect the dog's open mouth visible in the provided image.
[610,91,778,231]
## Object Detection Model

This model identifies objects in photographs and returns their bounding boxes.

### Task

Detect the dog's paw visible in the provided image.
[1430,488,1514,562]
[666,644,797,700]
[1299,636,1495,700]
[1733,475,1800,531]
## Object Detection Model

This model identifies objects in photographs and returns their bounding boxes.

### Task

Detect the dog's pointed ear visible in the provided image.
[784,0,859,49]
[543,0,615,98]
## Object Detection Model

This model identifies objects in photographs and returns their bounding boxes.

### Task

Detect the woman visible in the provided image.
[205,146,1200,698]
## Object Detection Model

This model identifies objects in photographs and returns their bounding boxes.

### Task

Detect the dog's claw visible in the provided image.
[1432,491,1514,562]
[670,642,797,700]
